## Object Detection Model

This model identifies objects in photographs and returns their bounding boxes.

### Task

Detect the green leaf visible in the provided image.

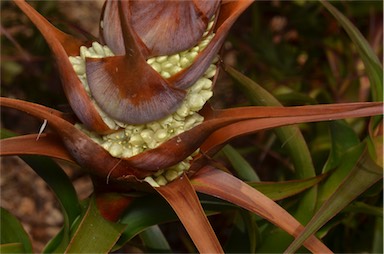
[317,143,365,208]
[22,156,80,225]
[43,228,66,253]
[367,130,383,168]
[321,0,383,102]
[0,208,33,253]
[139,225,171,253]
[192,166,332,253]
[0,129,18,139]
[65,195,127,253]
[343,202,383,217]
[285,146,383,253]
[0,243,26,254]
[21,155,81,253]
[117,194,176,245]
[248,173,327,201]
[116,193,227,251]
[224,211,259,253]
[322,120,360,172]
[221,144,260,181]
[225,64,318,249]
[224,64,317,179]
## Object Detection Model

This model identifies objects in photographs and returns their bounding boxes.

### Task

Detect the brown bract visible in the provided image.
[101,0,221,57]
[90,0,253,124]
[1,96,382,186]
[14,0,254,128]
[13,0,113,134]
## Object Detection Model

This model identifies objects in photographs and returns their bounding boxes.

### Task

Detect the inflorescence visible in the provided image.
[69,21,217,187]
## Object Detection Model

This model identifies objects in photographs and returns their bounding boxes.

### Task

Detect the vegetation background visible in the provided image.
[1,0,382,253]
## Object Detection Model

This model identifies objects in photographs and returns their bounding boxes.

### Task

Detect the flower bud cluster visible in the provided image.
[146,33,215,78]
[70,23,217,186]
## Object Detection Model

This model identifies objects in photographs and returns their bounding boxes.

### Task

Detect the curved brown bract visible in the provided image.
[86,55,186,124]
[87,0,186,124]
[0,98,156,182]
[13,0,113,134]
[1,97,382,192]
[170,0,254,89]
[123,102,383,171]
[130,0,220,57]
[101,0,220,57]
[13,0,256,129]
[0,134,74,162]
[93,0,253,124]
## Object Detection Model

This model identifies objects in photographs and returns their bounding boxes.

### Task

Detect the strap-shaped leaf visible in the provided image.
[0,97,157,180]
[248,174,328,201]
[21,155,81,253]
[156,174,223,253]
[285,147,383,253]
[1,97,382,184]
[221,144,260,181]
[0,208,33,253]
[0,134,74,162]
[65,196,127,253]
[192,166,332,253]
[224,64,316,179]
[200,102,383,156]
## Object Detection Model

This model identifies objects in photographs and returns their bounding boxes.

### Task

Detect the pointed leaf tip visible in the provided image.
[13,0,114,133]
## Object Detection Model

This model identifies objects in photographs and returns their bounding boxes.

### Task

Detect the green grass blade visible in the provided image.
[225,65,316,179]
[21,156,80,225]
[224,211,259,253]
[0,208,33,253]
[139,225,171,252]
[21,155,81,253]
[321,0,383,102]
[225,65,320,250]
[249,173,326,201]
[317,142,365,208]
[221,144,260,181]
[343,202,383,217]
[322,121,360,173]
[285,146,383,253]
[117,194,176,245]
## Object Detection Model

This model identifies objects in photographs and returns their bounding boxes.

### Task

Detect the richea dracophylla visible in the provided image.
[1,0,382,253]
